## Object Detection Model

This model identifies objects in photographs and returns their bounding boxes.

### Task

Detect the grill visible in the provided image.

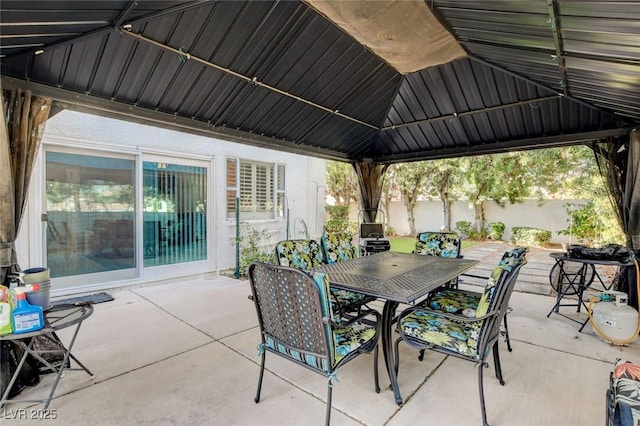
[358,222,390,256]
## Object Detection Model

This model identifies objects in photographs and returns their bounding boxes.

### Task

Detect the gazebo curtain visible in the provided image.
[0,87,52,285]
[353,162,389,223]
[593,130,640,309]
[593,131,640,254]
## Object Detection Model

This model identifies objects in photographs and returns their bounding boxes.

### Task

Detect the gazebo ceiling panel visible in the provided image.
[1,0,638,164]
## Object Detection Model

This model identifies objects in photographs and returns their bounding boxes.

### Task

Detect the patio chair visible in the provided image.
[320,231,377,307]
[320,231,359,264]
[248,262,380,426]
[275,239,371,316]
[414,231,462,259]
[424,247,529,353]
[414,231,462,289]
[394,247,528,426]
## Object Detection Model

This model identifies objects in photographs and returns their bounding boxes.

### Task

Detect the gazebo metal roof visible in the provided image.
[1,0,638,163]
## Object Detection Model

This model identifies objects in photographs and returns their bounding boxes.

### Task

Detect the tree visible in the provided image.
[454,153,529,235]
[453,146,610,239]
[390,162,432,236]
[380,171,394,235]
[423,159,460,231]
[520,146,595,200]
[326,161,359,206]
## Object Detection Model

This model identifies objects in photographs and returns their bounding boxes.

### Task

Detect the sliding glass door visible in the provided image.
[45,151,136,279]
[44,149,209,288]
[142,161,207,267]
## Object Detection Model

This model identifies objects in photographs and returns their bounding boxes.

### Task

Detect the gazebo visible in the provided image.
[1,1,639,289]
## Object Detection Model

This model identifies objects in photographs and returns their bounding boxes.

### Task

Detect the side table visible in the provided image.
[0,303,94,409]
[547,252,634,331]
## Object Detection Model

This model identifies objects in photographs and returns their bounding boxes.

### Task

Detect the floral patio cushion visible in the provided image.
[321,232,359,264]
[428,247,529,319]
[475,247,529,318]
[275,239,324,270]
[330,289,369,312]
[415,232,460,258]
[333,322,377,365]
[611,359,640,426]
[275,239,368,313]
[320,233,371,312]
[428,289,480,317]
[399,309,479,358]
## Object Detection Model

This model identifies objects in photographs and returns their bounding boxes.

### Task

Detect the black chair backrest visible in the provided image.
[248,262,331,360]
[476,262,525,354]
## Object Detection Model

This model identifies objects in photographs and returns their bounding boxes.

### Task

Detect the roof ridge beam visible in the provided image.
[119,29,380,130]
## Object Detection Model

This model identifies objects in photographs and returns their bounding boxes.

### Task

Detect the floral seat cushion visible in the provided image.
[333,322,377,364]
[331,288,369,311]
[428,247,529,319]
[428,289,480,317]
[399,309,479,358]
[275,239,324,269]
[415,232,460,258]
[321,232,359,264]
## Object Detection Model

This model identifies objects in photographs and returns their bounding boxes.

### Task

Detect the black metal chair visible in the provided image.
[275,238,373,317]
[248,262,380,426]
[394,248,528,426]
[424,248,529,353]
[414,231,462,290]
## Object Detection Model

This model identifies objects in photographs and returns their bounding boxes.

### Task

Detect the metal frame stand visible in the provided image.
[0,303,94,409]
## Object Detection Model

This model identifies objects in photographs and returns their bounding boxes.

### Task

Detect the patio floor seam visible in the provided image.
[38,340,219,410]
[129,289,221,341]
[507,337,615,366]
[215,336,378,426]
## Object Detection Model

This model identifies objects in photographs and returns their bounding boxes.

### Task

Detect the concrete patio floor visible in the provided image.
[5,243,640,425]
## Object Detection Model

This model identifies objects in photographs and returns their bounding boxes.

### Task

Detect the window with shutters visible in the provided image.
[226,158,284,220]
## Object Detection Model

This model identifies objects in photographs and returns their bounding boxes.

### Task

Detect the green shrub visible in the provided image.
[455,221,473,239]
[511,226,551,246]
[235,223,274,277]
[325,204,350,233]
[557,201,612,246]
[488,221,505,241]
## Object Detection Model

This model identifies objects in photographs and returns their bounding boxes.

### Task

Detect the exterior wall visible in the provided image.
[388,199,583,244]
[16,110,326,288]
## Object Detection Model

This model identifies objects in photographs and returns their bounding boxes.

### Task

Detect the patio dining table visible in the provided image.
[312,251,479,405]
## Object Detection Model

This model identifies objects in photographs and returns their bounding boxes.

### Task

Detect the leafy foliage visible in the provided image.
[324,146,623,244]
[389,162,433,236]
[326,161,359,206]
[455,221,473,239]
[236,223,274,277]
[324,204,351,233]
[556,201,624,246]
[488,222,505,241]
[511,227,551,246]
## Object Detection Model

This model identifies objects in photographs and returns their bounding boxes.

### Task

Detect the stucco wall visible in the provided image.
[16,110,326,281]
[388,198,583,244]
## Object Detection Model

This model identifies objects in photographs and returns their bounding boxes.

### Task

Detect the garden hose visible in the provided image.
[587,257,640,344]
